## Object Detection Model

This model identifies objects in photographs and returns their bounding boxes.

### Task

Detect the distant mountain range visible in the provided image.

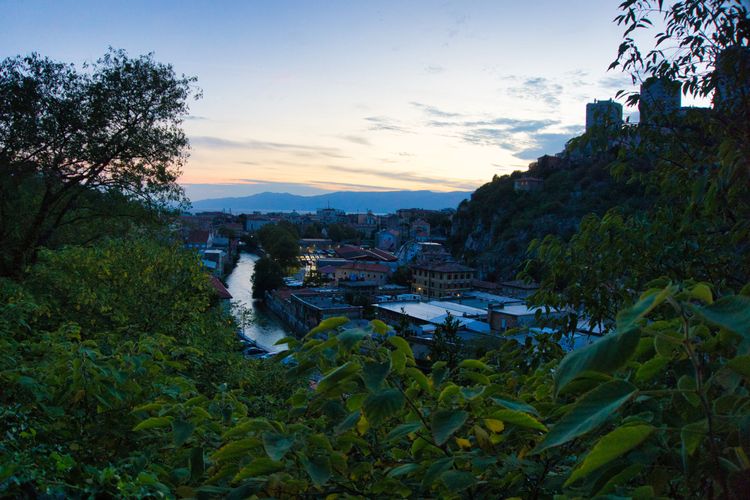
[189,190,471,213]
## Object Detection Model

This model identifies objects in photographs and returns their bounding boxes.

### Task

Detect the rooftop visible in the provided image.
[209,276,232,300]
[412,262,475,273]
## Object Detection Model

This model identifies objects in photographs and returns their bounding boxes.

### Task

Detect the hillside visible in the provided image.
[449,153,651,280]
[190,190,471,213]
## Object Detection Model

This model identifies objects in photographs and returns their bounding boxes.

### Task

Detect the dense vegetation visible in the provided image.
[449,154,651,280]
[2,1,749,497]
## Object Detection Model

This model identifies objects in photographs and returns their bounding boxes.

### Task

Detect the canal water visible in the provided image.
[225,252,291,353]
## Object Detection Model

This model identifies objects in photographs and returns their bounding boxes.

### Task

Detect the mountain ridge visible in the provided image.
[189,189,471,213]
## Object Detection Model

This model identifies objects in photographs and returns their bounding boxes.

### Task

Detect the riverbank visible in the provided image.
[225,252,293,353]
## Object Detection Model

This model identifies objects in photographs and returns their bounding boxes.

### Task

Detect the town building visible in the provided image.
[497,280,540,299]
[488,303,563,331]
[411,262,476,299]
[334,262,391,285]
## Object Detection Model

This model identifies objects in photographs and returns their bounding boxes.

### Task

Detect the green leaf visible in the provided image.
[316,362,360,393]
[432,409,468,445]
[172,419,195,447]
[681,419,707,468]
[371,319,389,335]
[690,283,713,304]
[387,463,421,478]
[362,388,405,425]
[309,316,350,335]
[616,286,673,331]
[727,356,750,378]
[594,463,643,496]
[211,438,261,462]
[440,470,476,492]
[460,386,485,401]
[690,295,750,340]
[491,409,547,432]
[300,454,331,486]
[262,431,294,461]
[421,457,453,487]
[534,380,637,454]
[458,359,491,371]
[133,416,173,431]
[678,375,700,407]
[361,359,391,392]
[635,355,669,383]
[405,367,431,392]
[233,458,285,481]
[386,421,424,441]
[565,424,654,486]
[491,395,540,417]
[555,326,641,394]
[338,328,369,350]
[392,349,408,375]
[335,410,361,434]
[388,335,415,361]
[189,447,205,481]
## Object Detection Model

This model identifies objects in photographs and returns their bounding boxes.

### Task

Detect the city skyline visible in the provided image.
[2,0,708,200]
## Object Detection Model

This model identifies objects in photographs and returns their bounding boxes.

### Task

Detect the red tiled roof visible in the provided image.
[187,229,210,244]
[368,248,398,261]
[209,276,232,299]
[317,265,339,274]
[338,262,390,273]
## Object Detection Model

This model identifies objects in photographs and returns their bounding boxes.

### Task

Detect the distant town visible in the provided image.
[180,202,595,359]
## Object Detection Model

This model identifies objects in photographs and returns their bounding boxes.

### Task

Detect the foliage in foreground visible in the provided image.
[0,238,299,497]
[179,282,750,499]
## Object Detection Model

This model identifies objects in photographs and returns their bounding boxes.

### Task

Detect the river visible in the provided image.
[225,252,291,353]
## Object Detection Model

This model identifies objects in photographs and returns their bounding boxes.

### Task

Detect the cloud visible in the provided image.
[598,73,635,92]
[324,165,480,190]
[190,135,348,158]
[410,101,462,118]
[505,77,563,108]
[425,65,445,74]
[186,115,208,120]
[340,135,371,146]
[365,116,413,134]
[513,133,573,160]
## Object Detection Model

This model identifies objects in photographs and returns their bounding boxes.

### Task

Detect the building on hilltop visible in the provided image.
[639,77,682,125]
[513,176,544,192]
[585,99,623,132]
[712,46,750,116]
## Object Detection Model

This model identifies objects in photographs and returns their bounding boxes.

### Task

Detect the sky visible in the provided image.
[1,1,699,201]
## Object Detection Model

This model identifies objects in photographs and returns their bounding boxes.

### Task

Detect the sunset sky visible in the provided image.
[2,1,701,201]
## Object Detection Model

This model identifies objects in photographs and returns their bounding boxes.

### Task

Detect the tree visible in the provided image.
[252,256,284,299]
[0,50,198,277]
[430,312,463,369]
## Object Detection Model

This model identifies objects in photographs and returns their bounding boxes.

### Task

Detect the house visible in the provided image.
[185,229,213,250]
[334,262,391,285]
[376,229,400,252]
[374,300,491,338]
[290,292,363,333]
[513,177,544,192]
[497,280,540,299]
[410,219,431,241]
[202,249,226,276]
[488,303,564,331]
[245,216,273,232]
[411,262,475,299]
[208,275,232,311]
